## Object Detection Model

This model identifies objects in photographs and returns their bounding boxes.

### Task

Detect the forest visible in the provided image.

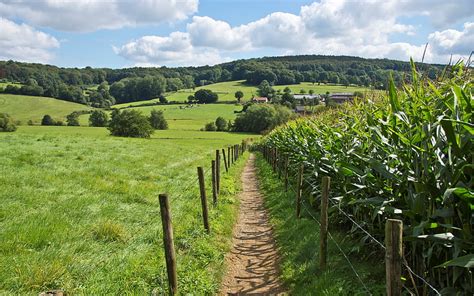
[0,55,445,107]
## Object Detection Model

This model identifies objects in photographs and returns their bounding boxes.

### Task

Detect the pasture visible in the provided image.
[80,104,242,130]
[0,126,253,294]
[0,94,91,124]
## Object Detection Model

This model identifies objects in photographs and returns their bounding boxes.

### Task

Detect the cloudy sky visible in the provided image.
[0,0,473,68]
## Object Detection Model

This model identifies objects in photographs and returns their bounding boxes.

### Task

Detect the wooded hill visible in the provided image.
[0,55,445,107]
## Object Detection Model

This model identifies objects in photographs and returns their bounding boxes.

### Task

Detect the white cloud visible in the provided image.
[428,22,474,55]
[187,16,246,50]
[0,0,199,32]
[116,0,474,66]
[0,17,59,63]
[114,32,227,66]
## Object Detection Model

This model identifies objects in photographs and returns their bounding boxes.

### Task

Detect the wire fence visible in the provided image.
[261,148,441,296]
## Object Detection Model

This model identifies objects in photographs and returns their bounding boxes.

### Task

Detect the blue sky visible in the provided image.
[0,0,472,68]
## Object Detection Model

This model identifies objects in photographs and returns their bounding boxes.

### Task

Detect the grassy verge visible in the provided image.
[255,154,385,295]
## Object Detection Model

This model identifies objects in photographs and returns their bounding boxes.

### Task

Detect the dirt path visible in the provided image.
[220,154,286,295]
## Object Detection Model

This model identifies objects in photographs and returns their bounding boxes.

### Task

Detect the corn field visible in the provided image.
[262,61,473,294]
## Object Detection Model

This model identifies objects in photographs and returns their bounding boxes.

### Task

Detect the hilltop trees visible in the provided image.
[194,89,218,103]
[0,113,17,132]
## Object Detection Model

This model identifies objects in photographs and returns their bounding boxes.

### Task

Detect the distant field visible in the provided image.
[80,104,242,130]
[0,82,22,91]
[0,94,91,124]
[0,126,253,294]
[120,80,369,104]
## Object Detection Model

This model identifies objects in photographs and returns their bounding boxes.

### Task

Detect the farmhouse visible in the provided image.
[252,97,269,103]
[329,92,354,104]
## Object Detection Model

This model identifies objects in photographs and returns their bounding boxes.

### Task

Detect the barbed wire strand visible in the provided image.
[300,200,372,296]
[268,156,440,295]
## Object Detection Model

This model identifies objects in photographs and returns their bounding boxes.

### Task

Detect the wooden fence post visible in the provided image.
[296,163,304,218]
[386,219,403,296]
[215,150,220,194]
[158,193,178,295]
[222,148,228,173]
[320,176,331,270]
[284,156,289,192]
[228,146,231,168]
[197,167,210,232]
[211,160,218,205]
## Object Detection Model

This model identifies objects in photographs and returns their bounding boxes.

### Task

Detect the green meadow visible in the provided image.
[0,125,253,295]
[0,94,91,124]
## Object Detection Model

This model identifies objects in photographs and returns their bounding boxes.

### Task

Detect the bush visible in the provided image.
[108,109,154,138]
[233,104,294,133]
[204,122,217,131]
[215,116,228,131]
[149,109,168,130]
[41,115,56,126]
[89,110,109,127]
[194,89,218,104]
[66,112,80,126]
[0,113,17,132]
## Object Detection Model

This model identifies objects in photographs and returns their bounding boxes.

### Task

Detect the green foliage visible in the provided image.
[110,75,166,104]
[149,109,168,130]
[66,112,80,126]
[233,104,294,134]
[257,80,275,98]
[234,90,244,102]
[194,89,218,104]
[215,116,228,131]
[204,121,217,131]
[262,62,473,293]
[41,114,56,126]
[89,110,109,127]
[108,109,154,138]
[0,113,17,132]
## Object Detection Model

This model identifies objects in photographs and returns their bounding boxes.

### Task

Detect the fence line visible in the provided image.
[301,201,373,296]
[261,146,441,296]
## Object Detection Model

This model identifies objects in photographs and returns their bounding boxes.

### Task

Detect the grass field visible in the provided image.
[0,126,253,294]
[80,104,242,130]
[0,94,91,124]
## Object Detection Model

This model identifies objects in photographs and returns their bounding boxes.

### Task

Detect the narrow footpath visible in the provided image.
[220,154,286,295]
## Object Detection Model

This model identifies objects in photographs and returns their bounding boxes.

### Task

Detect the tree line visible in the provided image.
[0,55,444,106]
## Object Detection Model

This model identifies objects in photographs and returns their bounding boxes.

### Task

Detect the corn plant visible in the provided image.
[262,60,473,294]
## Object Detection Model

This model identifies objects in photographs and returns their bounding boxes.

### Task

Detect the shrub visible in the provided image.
[89,110,109,127]
[215,116,228,131]
[41,115,56,126]
[194,89,218,104]
[149,109,168,130]
[27,120,34,126]
[108,109,154,138]
[204,122,217,131]
[66,112,80,126]
[233,104,294,133]
[0,113,17,132]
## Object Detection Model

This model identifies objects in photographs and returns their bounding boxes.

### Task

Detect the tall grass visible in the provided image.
[262,60,473,294]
